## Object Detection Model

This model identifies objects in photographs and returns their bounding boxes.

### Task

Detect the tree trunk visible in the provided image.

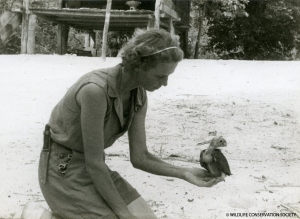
[101,0,112,61]
[194,2,206,59]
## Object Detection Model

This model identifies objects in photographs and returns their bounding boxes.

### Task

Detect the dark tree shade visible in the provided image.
[207,0,300,60]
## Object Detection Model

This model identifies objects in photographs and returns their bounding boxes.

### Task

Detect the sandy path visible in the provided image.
[0,55,299,219]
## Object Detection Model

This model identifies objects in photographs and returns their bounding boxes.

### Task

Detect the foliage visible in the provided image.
[188,19,211,58]
[0,26,21,54]
[0,0,20,54]
[35,19,57,54]
[0,0,14,13]
[190,0,249,58]
[0,0,130,56]
[1,15,131,56]
[66,30,131,57]
[2,0,300,60]
[196,0,249,19]
[106,31,131,57]
[206,0,300,60]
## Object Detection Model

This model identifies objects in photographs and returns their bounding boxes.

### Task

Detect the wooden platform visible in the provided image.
[29,8,158,31]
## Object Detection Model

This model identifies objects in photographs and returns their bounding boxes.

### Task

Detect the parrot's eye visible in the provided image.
[220,140,223,143]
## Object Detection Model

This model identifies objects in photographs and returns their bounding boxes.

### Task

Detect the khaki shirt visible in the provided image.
[48,64,147,152]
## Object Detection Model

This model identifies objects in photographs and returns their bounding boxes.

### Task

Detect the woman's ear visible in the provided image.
[138,62,147,72]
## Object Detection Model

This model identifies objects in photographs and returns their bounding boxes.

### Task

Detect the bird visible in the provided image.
[199,136,232,178]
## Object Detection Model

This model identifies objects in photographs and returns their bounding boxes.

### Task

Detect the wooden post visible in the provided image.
[90,31,96,48]
[21,0,36,54]
[147,16,155,30]
[56,0,69,55]
[84,33,90,48]
[169,17,175,35]
[57,24,69,55]
[101,0,112,61]
[154,0,161,29]
[89,31,96,56]
[21,0,29,54]
[27,14,36,54]
[58,0,63,8]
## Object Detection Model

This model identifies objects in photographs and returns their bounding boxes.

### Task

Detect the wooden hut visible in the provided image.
[12,0,191,57]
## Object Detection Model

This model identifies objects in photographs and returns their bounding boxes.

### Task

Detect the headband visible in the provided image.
[141,46,178,57]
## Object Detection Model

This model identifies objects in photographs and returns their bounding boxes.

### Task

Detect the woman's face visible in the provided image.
[139,62,178,92]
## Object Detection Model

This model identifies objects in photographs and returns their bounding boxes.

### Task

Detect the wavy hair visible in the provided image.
[119,28,184,71]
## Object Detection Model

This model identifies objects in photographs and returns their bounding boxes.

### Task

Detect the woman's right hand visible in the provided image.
[183,167,224,187]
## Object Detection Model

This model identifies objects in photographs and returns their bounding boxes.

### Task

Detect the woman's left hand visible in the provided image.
[183,167,224,187]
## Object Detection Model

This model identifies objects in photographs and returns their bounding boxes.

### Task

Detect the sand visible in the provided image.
[0,55,299,219]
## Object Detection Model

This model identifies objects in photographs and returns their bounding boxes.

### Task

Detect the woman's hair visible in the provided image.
[119,28,184,71]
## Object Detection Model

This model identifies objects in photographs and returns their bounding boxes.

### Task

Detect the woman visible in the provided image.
[22,29,223,219]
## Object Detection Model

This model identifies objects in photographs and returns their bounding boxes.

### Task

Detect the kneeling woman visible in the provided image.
[34,29,222,219]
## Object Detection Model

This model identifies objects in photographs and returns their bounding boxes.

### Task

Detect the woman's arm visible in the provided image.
[77,83,135,219]
[128,100,222,187]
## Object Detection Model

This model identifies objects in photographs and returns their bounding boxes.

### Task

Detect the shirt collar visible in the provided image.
[107,64,122,98]
[106,64,144,112]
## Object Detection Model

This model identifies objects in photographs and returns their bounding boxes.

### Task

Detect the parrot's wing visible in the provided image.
[212,149,232,176]
[200,149,222,177]
[199,150,209,171]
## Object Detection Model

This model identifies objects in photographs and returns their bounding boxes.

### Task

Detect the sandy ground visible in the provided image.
[0,55,300,219]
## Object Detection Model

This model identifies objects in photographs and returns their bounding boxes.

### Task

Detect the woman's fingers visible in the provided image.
[205,179,222,187]
[197,178,224,187]
[202,177,214,182]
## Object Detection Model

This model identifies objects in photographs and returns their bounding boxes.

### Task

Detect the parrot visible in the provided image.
[199,136,232,178]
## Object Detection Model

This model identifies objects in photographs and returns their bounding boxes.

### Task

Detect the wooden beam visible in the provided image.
[72,25,135,32]
[31,9,153,19]
[56,17,149,23]
[154,0,161,29]
[65,21,149,27]
[35,14,58,24]
[102,0,112,61]
[59,18,150,31]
